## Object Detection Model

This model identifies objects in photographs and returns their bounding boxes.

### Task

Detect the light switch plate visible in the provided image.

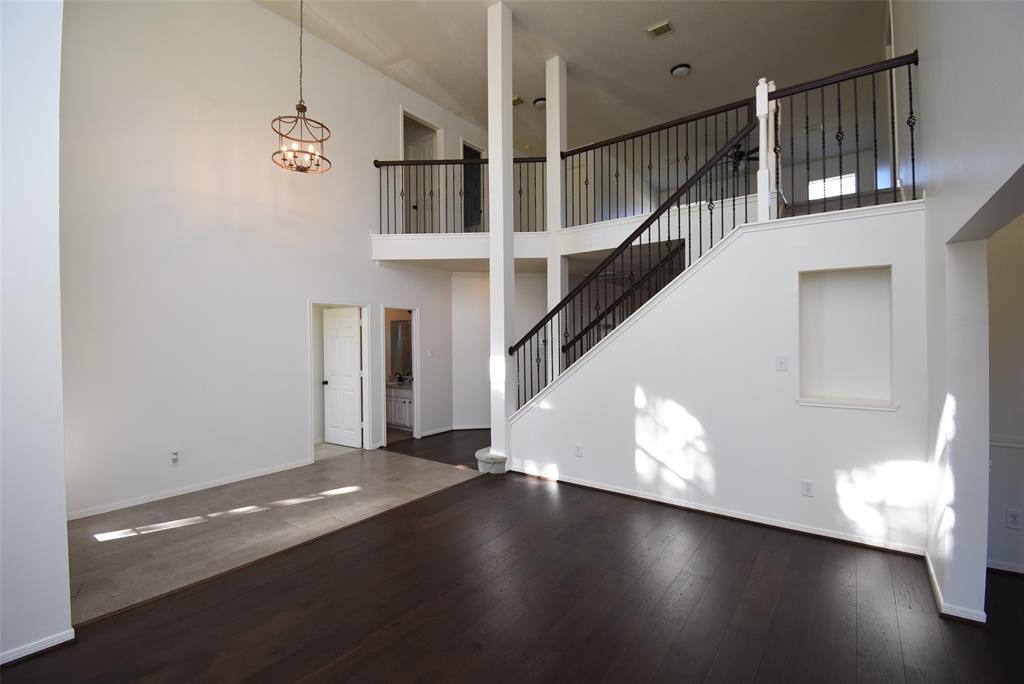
[775,356,788,371]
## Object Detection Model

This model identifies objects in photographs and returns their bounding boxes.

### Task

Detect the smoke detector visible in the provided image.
[646,20,672,37]
[670,63,692,79]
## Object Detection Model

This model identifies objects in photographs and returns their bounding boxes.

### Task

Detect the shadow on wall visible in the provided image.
[928,393,959,567]
[517,385,945,551]
[633,387,716,499]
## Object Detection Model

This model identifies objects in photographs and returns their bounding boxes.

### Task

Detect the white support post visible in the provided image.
[545,56,568,378]
[756,77,771,223]
[545,55,567,305]
[766,80,778,215]
[479,1,514,474]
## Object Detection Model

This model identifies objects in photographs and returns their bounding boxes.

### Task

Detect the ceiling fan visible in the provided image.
[715,143,759,175]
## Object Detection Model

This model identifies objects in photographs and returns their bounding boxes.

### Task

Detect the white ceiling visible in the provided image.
[258,1,889,155]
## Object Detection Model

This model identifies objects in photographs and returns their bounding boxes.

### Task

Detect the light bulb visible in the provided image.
[291,142,298,150]
[308,145,315,153]
[287,150,294,158]
[280,144,287,153]
[304,154,311,162]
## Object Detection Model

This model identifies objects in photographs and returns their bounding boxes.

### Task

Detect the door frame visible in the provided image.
[380,304,422,446]
[399,106,444,160]
[307,300,372,461]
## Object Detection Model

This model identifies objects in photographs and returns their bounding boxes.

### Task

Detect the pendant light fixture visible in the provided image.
[272,0,331,174]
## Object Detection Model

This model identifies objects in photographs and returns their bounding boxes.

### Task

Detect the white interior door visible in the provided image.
[323,307,362,447]
[404,136,436,233]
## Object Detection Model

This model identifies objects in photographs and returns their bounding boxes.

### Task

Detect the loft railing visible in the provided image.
[373,157,545,234]
[561,98,755,228]
[509,108,758,409]
[770,51,919,216]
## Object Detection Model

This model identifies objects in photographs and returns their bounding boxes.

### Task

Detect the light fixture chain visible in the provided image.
[298,0,304,104]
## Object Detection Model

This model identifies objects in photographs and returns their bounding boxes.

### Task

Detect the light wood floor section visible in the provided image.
[67,448,479,624]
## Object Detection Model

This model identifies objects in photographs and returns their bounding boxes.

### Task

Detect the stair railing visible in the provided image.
[509,106,759,409]
[373,157,545,234]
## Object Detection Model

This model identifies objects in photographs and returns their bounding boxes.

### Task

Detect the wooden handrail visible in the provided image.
[373,156,544,168]
[561,97,754,159]
[509,115,758,354]
[770,51,918,100]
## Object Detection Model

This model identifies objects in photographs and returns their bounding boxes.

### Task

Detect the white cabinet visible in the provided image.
[386,387,414,429]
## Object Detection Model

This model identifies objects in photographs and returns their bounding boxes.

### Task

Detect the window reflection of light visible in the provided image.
[92,483,362,542]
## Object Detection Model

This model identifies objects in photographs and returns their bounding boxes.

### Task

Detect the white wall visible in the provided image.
[59,1,486,517]
[987,214,1024,572]
[1,0,75,663]
[511,204,930,554]
[892,0,1024,619]
[451,271,546,429]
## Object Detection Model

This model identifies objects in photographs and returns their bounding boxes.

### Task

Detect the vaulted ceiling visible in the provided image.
[257,1,889,153]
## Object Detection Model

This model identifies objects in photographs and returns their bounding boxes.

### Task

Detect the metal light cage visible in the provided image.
[272,101,331,174]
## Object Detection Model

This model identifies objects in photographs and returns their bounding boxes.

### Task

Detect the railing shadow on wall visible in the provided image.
[372,157,545,234]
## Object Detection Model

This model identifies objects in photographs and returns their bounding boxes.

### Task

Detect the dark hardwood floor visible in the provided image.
[4,473,1020,683]
[386,428,490,468]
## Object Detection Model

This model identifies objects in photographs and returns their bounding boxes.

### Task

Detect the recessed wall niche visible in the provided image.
[799,266,893,403]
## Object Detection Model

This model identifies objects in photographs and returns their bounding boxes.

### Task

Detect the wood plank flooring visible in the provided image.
[4,473,1020,683]
[67,448,478,624]
[385,428,490,468]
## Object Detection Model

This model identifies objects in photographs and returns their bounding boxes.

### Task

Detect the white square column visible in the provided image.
[545,55,568,308]
[545,55,569,379]
[479,1,514,473]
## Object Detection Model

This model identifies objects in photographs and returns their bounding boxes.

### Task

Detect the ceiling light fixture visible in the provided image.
[533,97,546,109]
[272,0,331,174]
[670,63,692,79]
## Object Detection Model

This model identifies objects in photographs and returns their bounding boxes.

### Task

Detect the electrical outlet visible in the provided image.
[775,356,788,372]
[1007,510,1022,530]
[170,451,180,467]
[800,479,814,497]
[574,445,582,458]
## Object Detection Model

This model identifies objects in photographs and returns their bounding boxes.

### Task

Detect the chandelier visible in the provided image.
[272,0,331,174]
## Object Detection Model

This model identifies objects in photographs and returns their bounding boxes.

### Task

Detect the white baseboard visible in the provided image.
[1,628,74,665]
[923,553,988,623]
[511,467,926,556]
[418,425,453,438]
[67,458,313,520]
[452,424,489,431]
[988,559,1024,574]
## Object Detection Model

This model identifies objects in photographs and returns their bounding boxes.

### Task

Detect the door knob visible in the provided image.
[322,380,328,385]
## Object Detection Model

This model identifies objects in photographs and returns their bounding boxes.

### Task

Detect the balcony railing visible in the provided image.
[770,51,919,216]
[561,98,756,228]
[373,157,545,234]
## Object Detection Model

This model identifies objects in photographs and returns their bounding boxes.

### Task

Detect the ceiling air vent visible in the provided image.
[646,20,672,38]
[512,96,524,107]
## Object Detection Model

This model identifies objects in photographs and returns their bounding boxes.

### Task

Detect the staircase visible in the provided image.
[508,52,919,411]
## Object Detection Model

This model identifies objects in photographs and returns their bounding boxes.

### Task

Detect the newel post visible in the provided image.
[756,77,771,222]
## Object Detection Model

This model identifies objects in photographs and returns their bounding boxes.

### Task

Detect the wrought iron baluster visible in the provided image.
[889,69,897,204]
[837,81,844,211]
[907,64,917,200]
[872,74,879,206]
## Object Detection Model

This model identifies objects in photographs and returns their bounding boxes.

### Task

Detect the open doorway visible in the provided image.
[401,111,442,234]
[311,302,369,461]
[463,141,483,232]
[383,307,417,446]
